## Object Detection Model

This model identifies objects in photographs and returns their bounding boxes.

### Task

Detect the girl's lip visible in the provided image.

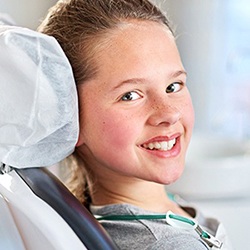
[141,133,181,145]
[139,134,181,158]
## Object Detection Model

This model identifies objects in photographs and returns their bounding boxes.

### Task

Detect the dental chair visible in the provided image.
[0,25,118,250]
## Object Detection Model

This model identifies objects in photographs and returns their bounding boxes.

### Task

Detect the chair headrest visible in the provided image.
[0,25,79,168]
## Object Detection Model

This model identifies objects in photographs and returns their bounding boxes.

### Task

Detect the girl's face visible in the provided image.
[76,21,194,185]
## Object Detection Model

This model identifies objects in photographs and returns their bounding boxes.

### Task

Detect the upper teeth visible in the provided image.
[143,138,176,151]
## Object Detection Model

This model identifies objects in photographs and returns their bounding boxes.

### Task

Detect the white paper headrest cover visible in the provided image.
[0,25,79,168]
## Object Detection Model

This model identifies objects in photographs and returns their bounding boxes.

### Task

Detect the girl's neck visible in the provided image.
[90,177,186,215]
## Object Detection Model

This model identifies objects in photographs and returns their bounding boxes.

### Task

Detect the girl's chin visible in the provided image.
[153,165,185,185]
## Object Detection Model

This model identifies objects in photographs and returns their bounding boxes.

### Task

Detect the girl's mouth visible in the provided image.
[142,138,176,151]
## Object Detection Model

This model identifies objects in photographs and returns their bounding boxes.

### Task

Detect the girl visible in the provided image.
[38,0,232,249]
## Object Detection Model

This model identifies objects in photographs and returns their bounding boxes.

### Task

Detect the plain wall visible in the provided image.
[0,0,57,29]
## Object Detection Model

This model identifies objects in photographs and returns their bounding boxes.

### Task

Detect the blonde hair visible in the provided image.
[38,0,173,206]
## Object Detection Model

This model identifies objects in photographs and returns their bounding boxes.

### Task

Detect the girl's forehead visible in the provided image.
[90,20,173,56]
[93,21,178,71]
[108,20,173,47]
[79,21,183,93]
[78,20,175,84]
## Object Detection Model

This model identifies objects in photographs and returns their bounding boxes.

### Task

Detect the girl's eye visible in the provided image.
[166,82,182,93]
[121,91,141,101]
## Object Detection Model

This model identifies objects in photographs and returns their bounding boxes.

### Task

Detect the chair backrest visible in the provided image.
[0,166,118,250]
[0,25,118,250]
[0,167,87,250]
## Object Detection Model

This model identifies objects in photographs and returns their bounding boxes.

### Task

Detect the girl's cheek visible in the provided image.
[100,113,139,147]
[183,99,195,132]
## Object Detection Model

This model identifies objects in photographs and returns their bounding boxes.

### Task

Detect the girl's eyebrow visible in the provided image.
[113,70,187,90]
[171,70,187,78]
[113,78,147,90]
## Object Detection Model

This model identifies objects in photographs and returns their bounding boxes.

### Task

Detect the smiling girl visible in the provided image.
[39,0,232,249]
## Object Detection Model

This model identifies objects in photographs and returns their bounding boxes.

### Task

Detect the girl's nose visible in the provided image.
[147,100,181,127]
